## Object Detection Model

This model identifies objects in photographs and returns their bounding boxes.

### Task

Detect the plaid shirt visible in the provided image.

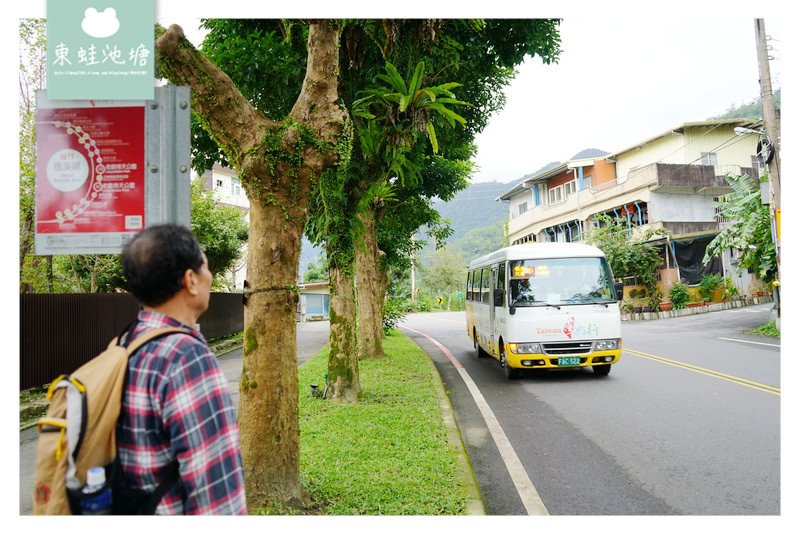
[117,311,247,515]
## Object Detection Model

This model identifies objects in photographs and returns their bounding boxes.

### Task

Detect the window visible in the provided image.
[215,179,223,188]
[583,174,592,190]
[700,152,719,166]
[518,202,528,216]
[548,185,563,205]
[495,263,505,307]
[508,257,615,307]
[480,268,491,304]
[564,180,577,197]
[467,271,474,301]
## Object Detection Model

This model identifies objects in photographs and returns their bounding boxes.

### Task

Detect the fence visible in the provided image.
[20,292,243,389]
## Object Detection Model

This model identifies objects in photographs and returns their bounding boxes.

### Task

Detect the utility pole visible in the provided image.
[410,235,416,302]
[754,18,781,322]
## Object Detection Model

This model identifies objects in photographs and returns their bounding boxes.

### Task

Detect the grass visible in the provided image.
[747,320,780,337]
[296,330,469,515]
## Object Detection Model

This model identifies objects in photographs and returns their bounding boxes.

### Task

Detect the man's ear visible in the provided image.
[183,268,199,295]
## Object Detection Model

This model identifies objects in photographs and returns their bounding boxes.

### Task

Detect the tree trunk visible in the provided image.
[356,209,388,359]
[156,20,348,509]
[326,265,360,403]
[239,194,304,505]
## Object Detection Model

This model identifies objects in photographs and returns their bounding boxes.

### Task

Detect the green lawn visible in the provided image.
[296,330,469,515]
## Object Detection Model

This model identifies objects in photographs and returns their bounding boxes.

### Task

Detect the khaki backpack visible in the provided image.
[33,326,187,515]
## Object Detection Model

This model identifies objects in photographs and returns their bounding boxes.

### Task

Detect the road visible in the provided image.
[18,320,330,515]
[401,304,780,515]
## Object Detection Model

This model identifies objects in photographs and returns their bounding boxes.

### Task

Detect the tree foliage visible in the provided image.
[703,172,777,283]
[189,178,249,278]
[586,215,669,293]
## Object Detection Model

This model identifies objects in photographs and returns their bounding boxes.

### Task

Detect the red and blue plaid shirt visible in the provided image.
[117,311,247,515]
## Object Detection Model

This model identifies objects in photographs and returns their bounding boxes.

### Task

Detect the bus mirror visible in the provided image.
[493,288,504,307]
[614,282,624,300]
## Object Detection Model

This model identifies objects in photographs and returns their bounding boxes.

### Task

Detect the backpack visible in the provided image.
[33,325,188,515]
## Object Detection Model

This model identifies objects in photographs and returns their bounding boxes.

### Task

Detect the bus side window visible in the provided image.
[495,262,505,307]
[481,267,491,304]
[466,271,472,301]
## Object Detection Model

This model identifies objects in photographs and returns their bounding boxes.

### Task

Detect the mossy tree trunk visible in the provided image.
[156,21,348,509]
[326,266,360,402]
[356,207,389,359]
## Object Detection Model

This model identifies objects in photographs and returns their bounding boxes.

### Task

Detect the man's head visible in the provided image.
[122,224,211,314]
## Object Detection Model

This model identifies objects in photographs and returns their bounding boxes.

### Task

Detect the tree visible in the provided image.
[155,21,349,508]
[189,179,248,278]
[421,248,466,310]
[352,20,561,359]
[703,172,777,283]
[19,19,47,293]
[586,215,669,296]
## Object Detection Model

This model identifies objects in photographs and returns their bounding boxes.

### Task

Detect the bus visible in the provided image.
[465,242,623,379]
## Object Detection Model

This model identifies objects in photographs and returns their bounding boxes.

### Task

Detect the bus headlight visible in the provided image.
[595,339,620,351]
[508,342,541,354]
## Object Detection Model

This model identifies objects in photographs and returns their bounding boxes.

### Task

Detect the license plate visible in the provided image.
[558,356,581,366]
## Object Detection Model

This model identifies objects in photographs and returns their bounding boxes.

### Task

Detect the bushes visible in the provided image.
[383,297,409,333]
[669,280,691,309]
[698,273,723,303]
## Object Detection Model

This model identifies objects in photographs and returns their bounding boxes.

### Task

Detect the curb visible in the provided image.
[418,342,486,516]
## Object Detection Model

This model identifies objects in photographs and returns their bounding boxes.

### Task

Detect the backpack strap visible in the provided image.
[138,461,181,515]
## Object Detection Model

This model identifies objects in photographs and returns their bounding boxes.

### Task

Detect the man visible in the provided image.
[119,224,246,514]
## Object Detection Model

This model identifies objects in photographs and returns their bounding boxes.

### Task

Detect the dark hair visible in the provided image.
[121,224,204,306]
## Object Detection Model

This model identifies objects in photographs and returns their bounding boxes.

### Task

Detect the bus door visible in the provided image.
[491,262,505,357]
[488,265,498,354]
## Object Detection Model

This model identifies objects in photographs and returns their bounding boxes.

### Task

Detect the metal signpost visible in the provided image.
[34,86,190,256]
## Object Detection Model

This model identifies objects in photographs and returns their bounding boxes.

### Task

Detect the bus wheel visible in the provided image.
[473,331,487,359]
[500,346,519,380]
[592,364,611,377]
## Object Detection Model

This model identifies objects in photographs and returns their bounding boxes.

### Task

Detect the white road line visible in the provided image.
[402,325,549,515]
[718,337,780,348]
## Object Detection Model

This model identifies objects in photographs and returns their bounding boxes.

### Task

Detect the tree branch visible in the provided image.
[155,24,273,165]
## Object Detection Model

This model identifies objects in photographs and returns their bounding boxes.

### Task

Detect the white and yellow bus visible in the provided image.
[466,243,623,379]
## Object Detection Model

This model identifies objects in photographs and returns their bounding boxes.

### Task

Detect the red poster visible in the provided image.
[36,105,145,235]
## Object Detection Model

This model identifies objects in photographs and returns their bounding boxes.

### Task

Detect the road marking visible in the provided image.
[717,337,780,348]
[624,348,780,396]
[402,325,549,516]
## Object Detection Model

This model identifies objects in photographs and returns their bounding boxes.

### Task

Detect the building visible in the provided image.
[498,119,766,295]
[298,281,330,322]
[192,163,250,290]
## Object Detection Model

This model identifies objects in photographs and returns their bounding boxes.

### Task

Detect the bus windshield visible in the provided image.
[508,257,616,307]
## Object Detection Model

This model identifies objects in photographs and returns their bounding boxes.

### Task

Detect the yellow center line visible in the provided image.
[623,348,780,396]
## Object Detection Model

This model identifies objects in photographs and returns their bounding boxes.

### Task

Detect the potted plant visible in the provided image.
[648,288,668,312]
[722,275,738,302]
[668,280,691,310]
[698,273,722,304]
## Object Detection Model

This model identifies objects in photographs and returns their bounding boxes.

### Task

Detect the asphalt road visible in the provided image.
[400,304,780,515]
[18,320,330,515]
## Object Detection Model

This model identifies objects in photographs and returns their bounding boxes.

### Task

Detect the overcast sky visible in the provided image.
[163,14,783,186]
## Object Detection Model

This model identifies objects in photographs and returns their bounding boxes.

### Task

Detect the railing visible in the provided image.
[19,292,244,389]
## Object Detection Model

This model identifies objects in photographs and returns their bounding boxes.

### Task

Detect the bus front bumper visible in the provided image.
[506,349,622,370]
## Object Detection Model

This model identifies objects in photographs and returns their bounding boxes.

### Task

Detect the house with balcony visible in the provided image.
[497,118,767,296]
